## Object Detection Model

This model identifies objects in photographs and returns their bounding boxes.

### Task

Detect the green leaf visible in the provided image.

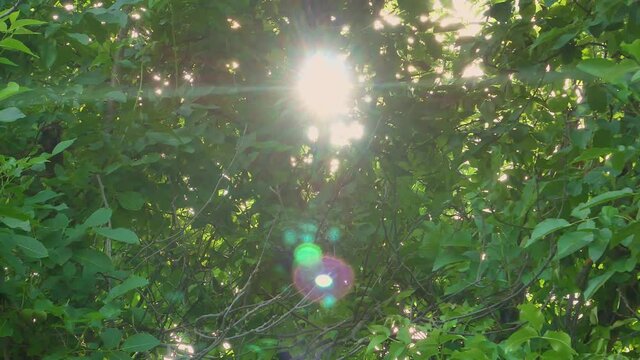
[13,234,48,258]
[0,38,37,56]
[518,303,545,332]
[583,271,614,300]
[397,326,411,344]
[555,231,594,260]
[116,192,145,211]
[0,216,30,231]
[41,39,57,69]
[611,222,640,247]
[588,229,610,262]
[571,148,614,163]
[397,0,429,16]
[51,138,76,155]
[433,250,466,270]
[0,318,13,338]
[109,351,134,360]
[0,82,21,101]
[369,325,391,337]
[74,249,113,273]
[67,33,91,45]
[0,107,25,122]
[84,208,112,228]
[8,11,18,24]
[121,332,160,353]
[25,189,60,205]
[366,334,387,353]
[0,57,17,66]
[396,289,414,300]
[95,227,140,244]
[387,341,405,359]
[542,330,575,356]
[525,218,570,248]
[571,188,633,218]
[106,275,148,302]
[584,85,608,112]
[100,328,123,350]
[504,326,537,352]
[621,39,640,62]
[577,59,639,84]
[106,90,127,103]
[9,19,46,30]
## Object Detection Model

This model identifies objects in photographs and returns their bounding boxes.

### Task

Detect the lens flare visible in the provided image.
[327,226,341,242]
[314,274,333,288]
[298,222,317,243]
[293,243,322,267]
[293,256,354,303]
[283,229,297,246]
[322,295,337,308]
[296,53,353,118]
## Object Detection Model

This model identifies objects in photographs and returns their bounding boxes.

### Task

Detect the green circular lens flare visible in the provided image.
[314,274,333,288]
[294,243,322,267]
[322,295,337,308]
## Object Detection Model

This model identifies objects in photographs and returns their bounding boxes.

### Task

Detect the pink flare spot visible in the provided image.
[293,256,354,302]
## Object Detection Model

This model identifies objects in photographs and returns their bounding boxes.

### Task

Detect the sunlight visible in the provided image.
[307,126,319,142]
[315,274,333,288]
[296,53,353,118]
[435,0,486,37]
[379,9,401,27]
[329,121,364,147]
[461,60,484,78]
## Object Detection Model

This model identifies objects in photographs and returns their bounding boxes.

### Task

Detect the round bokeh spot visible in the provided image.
[299,222,318,243]
[293,243,322,267]
[300,232,314,243]
[283,229,297,246]
[321,295,337,308]
[300,222,318,234]
[327,226,341,242]
[293,256,354,303]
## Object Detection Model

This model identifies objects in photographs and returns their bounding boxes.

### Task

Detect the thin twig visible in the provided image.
[0,0,21,20]
[96,174,112,258]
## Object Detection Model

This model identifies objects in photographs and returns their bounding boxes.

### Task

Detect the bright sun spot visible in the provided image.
[329,159,340,175]
[315,274,333,288]
[330,121,364,147]
[379,9,401,27]
[435,0,486,37]
[296,53,353,118]
[307,126,319,142]
[462,60,484,78]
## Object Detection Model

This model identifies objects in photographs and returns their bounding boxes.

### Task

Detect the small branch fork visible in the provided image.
[0,0,21,20]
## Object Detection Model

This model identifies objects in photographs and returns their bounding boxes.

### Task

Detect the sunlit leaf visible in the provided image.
[0,38,37,57]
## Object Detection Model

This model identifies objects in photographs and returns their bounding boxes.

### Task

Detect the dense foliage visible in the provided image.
[1,0,640,358]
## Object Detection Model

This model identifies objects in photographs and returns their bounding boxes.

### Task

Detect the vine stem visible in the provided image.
[96,175,112,258]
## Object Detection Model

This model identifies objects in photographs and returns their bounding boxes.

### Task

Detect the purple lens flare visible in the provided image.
[293,256,354,303]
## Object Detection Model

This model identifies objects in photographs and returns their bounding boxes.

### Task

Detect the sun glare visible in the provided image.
[330,121,364,147]
[296,53,353,118]
[315,274,333,288]
[435,0,486,38]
